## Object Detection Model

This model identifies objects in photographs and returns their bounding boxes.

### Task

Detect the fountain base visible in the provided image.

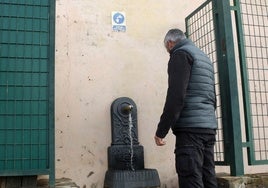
[108,145,144,170]
[104,169,160,188]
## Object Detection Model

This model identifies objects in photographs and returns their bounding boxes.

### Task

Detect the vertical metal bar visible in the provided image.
[232,0,255,165]
[214,0,244,176]
[48,0,56,186]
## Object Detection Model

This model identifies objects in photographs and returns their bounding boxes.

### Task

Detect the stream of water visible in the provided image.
[128,113,134,171]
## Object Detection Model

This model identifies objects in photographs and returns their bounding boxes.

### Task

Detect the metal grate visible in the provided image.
[0,0,52,174]
[185,0,225,163]
[240,0,268,162]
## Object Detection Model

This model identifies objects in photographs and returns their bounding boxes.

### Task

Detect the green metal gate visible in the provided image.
[237,0,268,166]
[0,0,55,186]
[186,0,268,176]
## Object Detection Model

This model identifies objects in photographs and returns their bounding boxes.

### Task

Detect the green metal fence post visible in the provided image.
[214,0,244,176]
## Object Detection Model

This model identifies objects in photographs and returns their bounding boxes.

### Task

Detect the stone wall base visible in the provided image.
[217,173,268,188]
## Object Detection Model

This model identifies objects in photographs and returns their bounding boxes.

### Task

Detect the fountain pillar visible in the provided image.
[104,97,160,188]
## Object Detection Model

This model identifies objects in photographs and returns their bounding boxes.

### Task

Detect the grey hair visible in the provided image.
[164,28,186,46]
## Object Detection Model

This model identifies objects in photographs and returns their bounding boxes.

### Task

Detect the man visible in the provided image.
[155,28,218,188]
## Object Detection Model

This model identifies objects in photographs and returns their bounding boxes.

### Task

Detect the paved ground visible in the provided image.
[217,173,268,188]
[36,173,268,188]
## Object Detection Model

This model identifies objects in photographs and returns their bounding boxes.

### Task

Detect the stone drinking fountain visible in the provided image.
[104,97,160,188]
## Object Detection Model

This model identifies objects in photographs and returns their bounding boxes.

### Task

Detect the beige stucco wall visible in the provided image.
[54,0,267,187]
[55,1,206,187]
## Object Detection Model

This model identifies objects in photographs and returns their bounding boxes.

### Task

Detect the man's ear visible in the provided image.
[168,41,175,51]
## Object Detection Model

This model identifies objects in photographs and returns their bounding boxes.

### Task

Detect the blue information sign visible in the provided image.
[112,11,126,32]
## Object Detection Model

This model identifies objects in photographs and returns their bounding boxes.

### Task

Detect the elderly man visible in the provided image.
[155,28,218,188]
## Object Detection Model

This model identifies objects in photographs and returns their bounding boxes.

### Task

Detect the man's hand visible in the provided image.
[154,135,166,146]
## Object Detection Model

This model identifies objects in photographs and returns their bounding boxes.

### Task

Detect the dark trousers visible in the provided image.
[175,132,218,188]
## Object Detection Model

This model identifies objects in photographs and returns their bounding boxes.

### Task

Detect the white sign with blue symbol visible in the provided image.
[112,11,126,32]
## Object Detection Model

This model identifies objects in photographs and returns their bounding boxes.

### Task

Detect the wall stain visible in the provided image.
[87,171,94,178]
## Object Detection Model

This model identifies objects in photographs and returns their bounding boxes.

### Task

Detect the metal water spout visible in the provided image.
[121,104,133,115]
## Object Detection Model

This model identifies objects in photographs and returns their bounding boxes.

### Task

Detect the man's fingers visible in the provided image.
[154,136,166,146]
[159,139,166,146]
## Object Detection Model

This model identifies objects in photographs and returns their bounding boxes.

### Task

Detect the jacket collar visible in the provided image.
[169,38,191,55]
